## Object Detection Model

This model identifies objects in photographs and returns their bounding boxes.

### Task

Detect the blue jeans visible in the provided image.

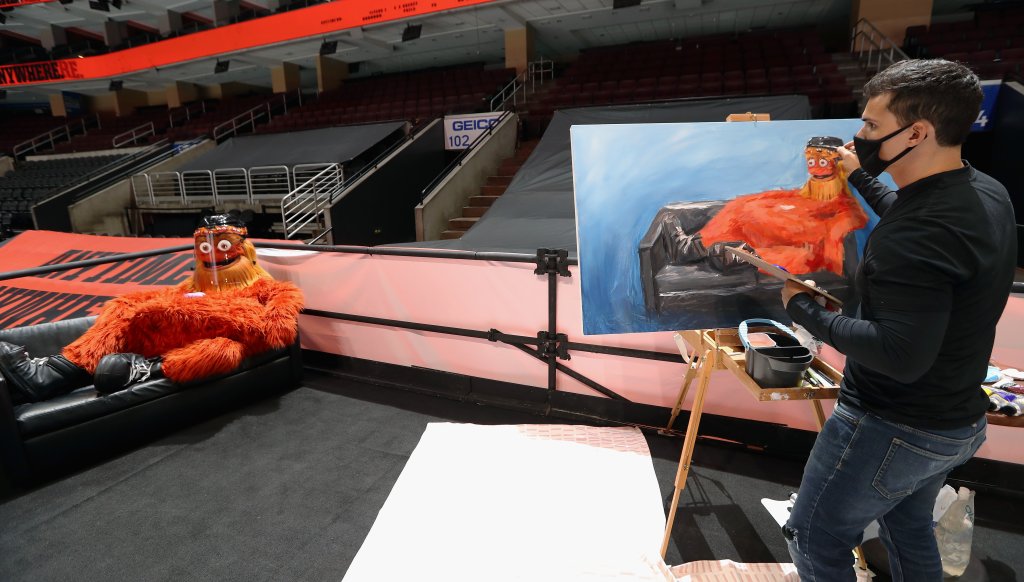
[784,400,986,581]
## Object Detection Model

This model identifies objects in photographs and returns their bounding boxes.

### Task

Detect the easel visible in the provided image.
[659,328,867,570]
[658,111,864,569]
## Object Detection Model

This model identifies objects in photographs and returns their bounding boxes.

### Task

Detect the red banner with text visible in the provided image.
[0,0,56,8]
[0,0,499,88]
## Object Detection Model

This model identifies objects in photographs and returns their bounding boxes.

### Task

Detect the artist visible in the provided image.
[779,59,1016,581]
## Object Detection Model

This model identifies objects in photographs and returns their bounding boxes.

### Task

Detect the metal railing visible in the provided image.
[280,163,342,239]
[490,58,555,111]
[249,165,292,201]
[278,122,419,240]
[490,73,525,112]
[113,121,156,148]
[420,109,513,202]
[128,138,206,205]
[850,18,910,74]
[212,103,272,141]
[293,163,339,188]
[327,121,417,207]
[213,168,250,201]
[131,174,155,205]
[143,172,185,205]
[529,58,555,89]
[12,114,98,158]
[211,90,301,141]
[168,100,208,128]
[181,170,216,204]
[134,162,306,205]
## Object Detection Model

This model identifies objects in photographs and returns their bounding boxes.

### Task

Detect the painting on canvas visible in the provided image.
[571,119,888,335]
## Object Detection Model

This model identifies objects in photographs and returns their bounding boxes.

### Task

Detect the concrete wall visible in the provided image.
[91,93,118,115]
[504,28,532,75]
[415,114,517,241]
[853,0,933,46]
[113,89,163,116]
[167,82,200,109]
[316,56,348,94]
[200,82,268,100]
[272,63,301,94]
[49,94,67,118]
[68,139,217,235]
[0,156,14,177]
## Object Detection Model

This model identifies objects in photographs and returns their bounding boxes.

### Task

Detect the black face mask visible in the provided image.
[853,123,917,177]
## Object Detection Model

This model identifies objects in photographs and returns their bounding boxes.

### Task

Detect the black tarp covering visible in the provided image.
[984,82,1024,266]
[330,121,449,245]
[402,96,811,256]
[179,122,407,171]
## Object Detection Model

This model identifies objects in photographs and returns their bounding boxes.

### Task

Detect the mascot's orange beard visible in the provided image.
[186,239,272,293]
[800,153,848,202]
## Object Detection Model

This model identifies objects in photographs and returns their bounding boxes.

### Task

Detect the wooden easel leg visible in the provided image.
[665,347,699,431]
[661,348,716,558]
[809,399,827,430]
[854,546,868,573]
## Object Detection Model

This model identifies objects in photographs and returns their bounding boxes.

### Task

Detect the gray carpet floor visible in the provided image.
[1,371,1021,581]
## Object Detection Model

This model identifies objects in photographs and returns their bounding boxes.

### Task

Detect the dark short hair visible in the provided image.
[863,59,981,146]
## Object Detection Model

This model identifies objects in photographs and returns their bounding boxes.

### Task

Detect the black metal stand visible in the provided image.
[534,248,571,392]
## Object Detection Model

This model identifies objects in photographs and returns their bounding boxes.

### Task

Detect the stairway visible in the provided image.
[440,139,539,240]
[831,52,871,113]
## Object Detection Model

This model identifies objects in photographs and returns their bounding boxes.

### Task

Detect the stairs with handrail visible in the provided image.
[440,139,538,240]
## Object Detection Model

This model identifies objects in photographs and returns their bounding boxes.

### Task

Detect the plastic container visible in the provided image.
[739,319,813,388]
[934,486,975,577]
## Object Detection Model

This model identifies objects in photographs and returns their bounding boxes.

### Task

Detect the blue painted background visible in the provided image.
[571,119,892,335]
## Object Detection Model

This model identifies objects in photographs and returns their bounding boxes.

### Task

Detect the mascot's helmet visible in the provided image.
[190,214,271,292]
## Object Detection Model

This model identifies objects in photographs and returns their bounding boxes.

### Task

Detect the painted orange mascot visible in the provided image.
[0,214,304,401]
[664,136,868,275]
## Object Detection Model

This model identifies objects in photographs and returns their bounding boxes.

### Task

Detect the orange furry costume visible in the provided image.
[62,216,303,385]
[669,136,868,276]
[62,278,303,384]
[701,137,867,275]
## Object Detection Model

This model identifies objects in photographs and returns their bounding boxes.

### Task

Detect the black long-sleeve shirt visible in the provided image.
[787,164,1016,428]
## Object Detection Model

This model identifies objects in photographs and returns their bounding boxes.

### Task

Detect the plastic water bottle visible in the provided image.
[934,487,975,577]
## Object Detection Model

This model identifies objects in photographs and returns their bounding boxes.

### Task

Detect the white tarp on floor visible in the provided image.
[342,423,670,581]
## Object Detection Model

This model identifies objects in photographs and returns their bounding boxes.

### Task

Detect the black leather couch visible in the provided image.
[0,317,302,484]
[638,201,858,315]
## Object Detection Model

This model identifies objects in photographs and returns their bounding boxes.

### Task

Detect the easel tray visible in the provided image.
[686,328,841,401]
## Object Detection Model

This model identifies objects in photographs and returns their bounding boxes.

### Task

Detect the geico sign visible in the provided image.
[451,119,497,131]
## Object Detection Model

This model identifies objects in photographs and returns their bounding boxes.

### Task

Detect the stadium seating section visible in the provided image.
[259,65,514,132]
[903,5,1024,80]
[0,154,127,231]
[527,28,851,123]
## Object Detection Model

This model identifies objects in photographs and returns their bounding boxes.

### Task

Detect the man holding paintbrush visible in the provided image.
[779,59,1016,581]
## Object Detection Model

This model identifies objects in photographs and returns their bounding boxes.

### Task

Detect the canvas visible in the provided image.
[571,119,890,335]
